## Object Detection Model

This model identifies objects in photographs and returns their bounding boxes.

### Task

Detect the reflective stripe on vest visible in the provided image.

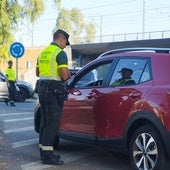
[38,45,62,80]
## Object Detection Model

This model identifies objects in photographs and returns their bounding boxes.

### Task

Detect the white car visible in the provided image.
[0,71,34,102]
[0,72,9,102]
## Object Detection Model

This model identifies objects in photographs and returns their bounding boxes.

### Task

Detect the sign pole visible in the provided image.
[16,58,18,81]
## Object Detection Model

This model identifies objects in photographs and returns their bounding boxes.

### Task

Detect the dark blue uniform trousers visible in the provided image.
[38,80,65,151]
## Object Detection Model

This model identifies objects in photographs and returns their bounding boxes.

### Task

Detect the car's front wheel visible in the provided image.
[14,87,27,102]
[129,125,168,170]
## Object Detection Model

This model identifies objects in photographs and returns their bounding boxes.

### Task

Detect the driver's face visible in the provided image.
[122,71,131,79]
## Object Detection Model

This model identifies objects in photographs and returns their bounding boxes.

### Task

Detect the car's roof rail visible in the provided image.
[98,47,170,58]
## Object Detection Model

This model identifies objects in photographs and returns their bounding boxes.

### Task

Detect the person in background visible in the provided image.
[5,60,16,106]
[111,67,135,86]
[36,28,71,165]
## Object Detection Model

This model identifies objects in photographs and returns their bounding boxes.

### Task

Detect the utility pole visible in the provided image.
[90,16,103,42]
[100,16,103,42]
[31,23,33,46]
[142,0,145,39]
[21,22,34,47]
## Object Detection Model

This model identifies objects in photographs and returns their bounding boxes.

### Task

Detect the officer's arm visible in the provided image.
[57,51,71,81]
[5,74,10,87]
[59,68,71,81]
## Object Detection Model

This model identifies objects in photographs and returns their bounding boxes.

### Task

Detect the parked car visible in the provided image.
[0,72,9,102]
[69,67,82,76]
[0,71,34,102]
[69,68,80,76]
[34,47,170,170]
[15,80,34,102]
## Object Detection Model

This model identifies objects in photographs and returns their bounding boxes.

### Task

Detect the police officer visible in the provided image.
[5,60,16,106]
[36,29,71,165]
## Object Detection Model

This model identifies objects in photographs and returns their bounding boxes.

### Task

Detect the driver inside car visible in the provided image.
[111,67,135,86]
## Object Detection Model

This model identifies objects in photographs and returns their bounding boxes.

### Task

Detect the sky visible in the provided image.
[15,0,170,47]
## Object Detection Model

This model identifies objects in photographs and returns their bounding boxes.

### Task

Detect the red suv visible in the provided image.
[34,48,170,170]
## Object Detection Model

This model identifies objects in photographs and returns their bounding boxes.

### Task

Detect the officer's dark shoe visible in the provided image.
[41,151,63,165]
[40,149,60,160]
[10,102,16,107]
[42,158,64,165]
[5,101,9,105]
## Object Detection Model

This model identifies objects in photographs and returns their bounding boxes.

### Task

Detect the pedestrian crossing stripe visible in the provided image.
[3,126,34,134]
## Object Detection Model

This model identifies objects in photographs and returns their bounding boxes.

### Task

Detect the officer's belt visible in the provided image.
[39,79,65,87]
[39,76,61,81]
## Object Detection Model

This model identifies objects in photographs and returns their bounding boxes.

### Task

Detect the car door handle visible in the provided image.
[129,92,142,100]
[73,90,81,96]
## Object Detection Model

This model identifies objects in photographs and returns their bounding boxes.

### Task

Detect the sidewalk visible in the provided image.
[0,163,6,170]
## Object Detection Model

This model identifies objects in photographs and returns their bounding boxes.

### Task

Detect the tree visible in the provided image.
[0,0,61,62]
[22,0,45,23]
[56,8,96,44]
[0,0,21,61]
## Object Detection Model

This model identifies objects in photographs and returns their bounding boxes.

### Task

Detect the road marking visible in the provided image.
[21,149,105,170]
[3,126,34,134]
[21,161,51,170]
[0,112,32,117]
[12,138,38,148]
[3,117,33,122]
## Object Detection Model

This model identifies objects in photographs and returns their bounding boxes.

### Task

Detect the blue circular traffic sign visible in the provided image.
[10,42,25,58]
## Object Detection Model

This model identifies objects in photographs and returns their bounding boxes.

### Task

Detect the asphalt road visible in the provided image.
[0,99,132,170]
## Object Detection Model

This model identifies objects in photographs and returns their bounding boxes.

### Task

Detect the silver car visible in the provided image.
[0,71,9,102]
[0,71,34,102]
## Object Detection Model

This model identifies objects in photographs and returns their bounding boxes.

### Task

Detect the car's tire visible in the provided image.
[129,125,168,170]
[14,87,27,102]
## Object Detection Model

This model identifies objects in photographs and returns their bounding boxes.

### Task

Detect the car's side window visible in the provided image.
[139,63,151,83]
[75,62,112,88]
[109,58,150,86]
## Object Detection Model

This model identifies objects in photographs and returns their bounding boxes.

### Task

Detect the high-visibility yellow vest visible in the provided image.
[5,68,16,81]
[38,45,62,80]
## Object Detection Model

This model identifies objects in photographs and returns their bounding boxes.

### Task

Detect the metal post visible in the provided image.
[16,58,18,81]
[100,16,103,42]
[142,0,145,39]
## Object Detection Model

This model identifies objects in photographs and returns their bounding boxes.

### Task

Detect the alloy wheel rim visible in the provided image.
[133,133,158,170]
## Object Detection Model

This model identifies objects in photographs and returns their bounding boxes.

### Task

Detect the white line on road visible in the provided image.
[3,117,33,122]
[12,138,38,148]
[3,126,34,134]
[21,161,51,170]
[0,112,33,117]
